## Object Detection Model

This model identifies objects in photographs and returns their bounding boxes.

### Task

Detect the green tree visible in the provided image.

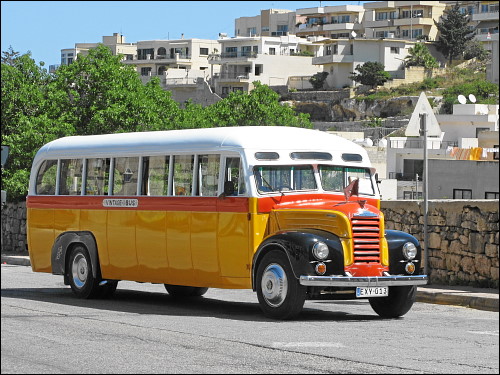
[309,71,329,90]
[1,52,73,200]
[404,42,439,69]
[434,3,475,66]
[349,61,391,89]
[51,44,182,135]
[463,39,489,61]
[206,82,311,128]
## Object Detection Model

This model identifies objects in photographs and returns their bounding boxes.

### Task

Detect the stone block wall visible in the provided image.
[2,200,498,288]
[381,200,499,288]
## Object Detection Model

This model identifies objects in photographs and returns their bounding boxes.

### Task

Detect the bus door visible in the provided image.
[217,156,250,279]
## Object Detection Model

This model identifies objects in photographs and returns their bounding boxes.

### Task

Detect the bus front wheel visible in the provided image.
[256,250,306,320]
[369,285,416,318]
[164,284,209,298]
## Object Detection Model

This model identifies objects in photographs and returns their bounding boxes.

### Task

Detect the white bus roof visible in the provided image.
[32,126,372,167]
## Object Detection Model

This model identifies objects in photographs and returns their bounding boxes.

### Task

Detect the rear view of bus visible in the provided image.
[26,126,427,319]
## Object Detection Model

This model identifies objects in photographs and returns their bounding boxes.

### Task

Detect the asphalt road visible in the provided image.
[2,264,499,374]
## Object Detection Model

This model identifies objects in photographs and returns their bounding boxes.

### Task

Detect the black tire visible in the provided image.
[256,250,306,320]
[67,245,101,299]
[369,285,417,318]
[164,284,209,298]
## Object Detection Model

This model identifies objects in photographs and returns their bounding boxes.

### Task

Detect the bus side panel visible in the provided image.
[79,209,109,275]
[27,208,54,273]
[166,211,194,284]
[191,212,219,285]
[54,209,80,239]
[106,210,139,280]
[136,210,169,283]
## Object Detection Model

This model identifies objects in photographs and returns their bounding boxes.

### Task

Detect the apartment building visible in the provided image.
[312,37,417,88]
[235,8,296,37]
[208,35,321,97]
[122,38,219,80]
[295,4,365,39]
[363,1,446,41]
[59,33,136,66]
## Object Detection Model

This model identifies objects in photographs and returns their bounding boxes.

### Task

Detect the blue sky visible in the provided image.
[1,1,365,67]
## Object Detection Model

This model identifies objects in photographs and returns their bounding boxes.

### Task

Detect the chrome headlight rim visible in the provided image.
[402,242,417,260]
[312,241,329,260]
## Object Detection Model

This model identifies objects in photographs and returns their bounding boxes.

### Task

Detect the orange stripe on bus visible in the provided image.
[26,195,249,213]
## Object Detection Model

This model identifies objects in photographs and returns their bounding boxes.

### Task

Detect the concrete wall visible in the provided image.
[2,200,498,288]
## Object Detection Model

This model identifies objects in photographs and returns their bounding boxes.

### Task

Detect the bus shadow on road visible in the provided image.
[2,286,382,322]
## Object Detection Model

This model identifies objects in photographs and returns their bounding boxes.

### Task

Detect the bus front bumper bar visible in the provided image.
[299,274,428,287]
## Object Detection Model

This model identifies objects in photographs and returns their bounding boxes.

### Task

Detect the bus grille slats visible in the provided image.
[351,215,381,263]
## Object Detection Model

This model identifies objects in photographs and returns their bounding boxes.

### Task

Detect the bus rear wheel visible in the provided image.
[164,284,209,298]
[369,285,416,318]
[256,250,306,320]
[67,245,118,299]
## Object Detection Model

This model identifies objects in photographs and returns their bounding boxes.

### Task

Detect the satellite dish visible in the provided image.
[457,95,467,104]
[469,94,476,103]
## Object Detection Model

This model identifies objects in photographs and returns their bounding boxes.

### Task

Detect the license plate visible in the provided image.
[356,286,389,298]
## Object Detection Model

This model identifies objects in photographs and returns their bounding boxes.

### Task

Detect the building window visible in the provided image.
[200,47,209,55]
[485,192,499,199]
[404,191,422,199]
[247,27,257,36]
[390,47,400,54]
[140,67,152,76]
[453,189,472,199]
[269,48,276,55]
[412,29,423,39]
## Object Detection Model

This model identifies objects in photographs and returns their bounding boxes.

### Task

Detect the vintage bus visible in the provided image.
[27,126,427,319]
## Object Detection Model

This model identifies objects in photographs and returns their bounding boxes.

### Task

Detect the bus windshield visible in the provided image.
[254,165,317,194]
[319,165,375,196]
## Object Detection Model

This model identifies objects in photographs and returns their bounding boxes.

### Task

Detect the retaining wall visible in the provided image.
[2,200,498,288]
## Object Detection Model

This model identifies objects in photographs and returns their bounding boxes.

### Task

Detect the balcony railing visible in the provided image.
[218,73,250,80]
[220,51,257,59]
[388,139,457,149]
[388,172,423,181]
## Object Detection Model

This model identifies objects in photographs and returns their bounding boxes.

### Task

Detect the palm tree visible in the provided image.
[404,43,439,69]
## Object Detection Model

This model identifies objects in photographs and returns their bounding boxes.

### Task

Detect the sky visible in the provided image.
[1,1,365,67]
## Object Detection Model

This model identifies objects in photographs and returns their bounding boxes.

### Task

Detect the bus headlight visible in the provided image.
[312,242,329,260]
[403,242,417,260]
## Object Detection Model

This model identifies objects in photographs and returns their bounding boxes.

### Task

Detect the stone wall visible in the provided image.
[1,201,27,253]
[2,200,498,288]
[381,200,499,288]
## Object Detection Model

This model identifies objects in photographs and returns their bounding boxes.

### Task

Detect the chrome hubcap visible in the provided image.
[261,263,288,307]
[72,253,88,289]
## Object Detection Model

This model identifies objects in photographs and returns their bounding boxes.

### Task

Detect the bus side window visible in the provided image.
[144,155,170,196]
[113,157,139,196]
[173,155,194,196]
[197,154,220,197]
[59,159,83,195]
[35,160,58,195]
[85,158,110,195]
[225,157,245,195]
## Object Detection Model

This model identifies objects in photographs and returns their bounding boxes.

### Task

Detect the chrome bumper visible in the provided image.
[299,274,428,287]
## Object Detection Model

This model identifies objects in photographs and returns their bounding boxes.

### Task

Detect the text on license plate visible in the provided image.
[356,286,389,298]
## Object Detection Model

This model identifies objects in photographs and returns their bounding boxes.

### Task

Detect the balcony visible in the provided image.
[388,139,457,149]
[216,72,251,82]
[312,54,354,65]
[472,10,499,22]
[388,172,423,181]
[220,51,258,59]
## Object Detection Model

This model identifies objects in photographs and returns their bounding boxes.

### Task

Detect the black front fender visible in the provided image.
[385,230,422,275]
[252,229,344,291]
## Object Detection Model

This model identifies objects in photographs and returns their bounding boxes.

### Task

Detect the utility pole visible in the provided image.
[420,114,429,276]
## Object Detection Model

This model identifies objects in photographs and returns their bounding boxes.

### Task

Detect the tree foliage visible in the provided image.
[404,43,439,69]
[1,47,310,201]
[309,72,329,90]
[349,61,391,88]
[434,3,475,65]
